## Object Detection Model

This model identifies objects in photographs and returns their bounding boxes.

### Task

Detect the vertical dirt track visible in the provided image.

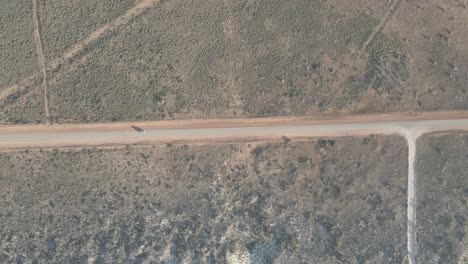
[403,129,426,264]
[1,0,162,104]
[32,0,50,123]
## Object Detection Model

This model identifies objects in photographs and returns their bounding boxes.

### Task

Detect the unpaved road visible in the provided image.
[405,130,424,264]
[0,112,467,150]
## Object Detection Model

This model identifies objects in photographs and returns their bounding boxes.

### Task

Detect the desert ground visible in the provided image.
[416,132,467,264]
[0,136,408,263]
[1,0,467,263]
[0,0,466,124]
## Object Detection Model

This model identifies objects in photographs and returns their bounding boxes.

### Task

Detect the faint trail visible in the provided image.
[0,85,19,101]
[0,85,21,102]
[47,0,160,72]
[360,0,403,52]
[48,54,90,87]
[0,0,161,104]
[0,73,40,102]
[32,0,50,124]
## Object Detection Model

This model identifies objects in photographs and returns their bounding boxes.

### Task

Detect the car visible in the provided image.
[131,126,145,134]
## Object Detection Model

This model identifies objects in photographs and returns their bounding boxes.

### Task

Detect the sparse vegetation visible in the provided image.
[0,0,39,89]
[416,132,467,264]
[1,0,466,124]
[47,0,384,123]
[383,0,468,111]
[0,136,407,262]
[39,0,135,61]
[347,32,409,98]
[0,82,45,124]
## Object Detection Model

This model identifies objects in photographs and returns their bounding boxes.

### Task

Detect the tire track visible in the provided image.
[32,0,50,124]
[47,0,161,72]
[360,0,403,52]
[1,0,161,103]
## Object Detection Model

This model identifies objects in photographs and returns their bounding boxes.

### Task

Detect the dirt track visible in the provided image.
[0,111,467,150]
[31,0,50,122]
[0,0,161,102]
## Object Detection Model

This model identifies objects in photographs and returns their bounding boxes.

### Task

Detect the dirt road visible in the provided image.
[0,111,467,150]
[405,130,424,264]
